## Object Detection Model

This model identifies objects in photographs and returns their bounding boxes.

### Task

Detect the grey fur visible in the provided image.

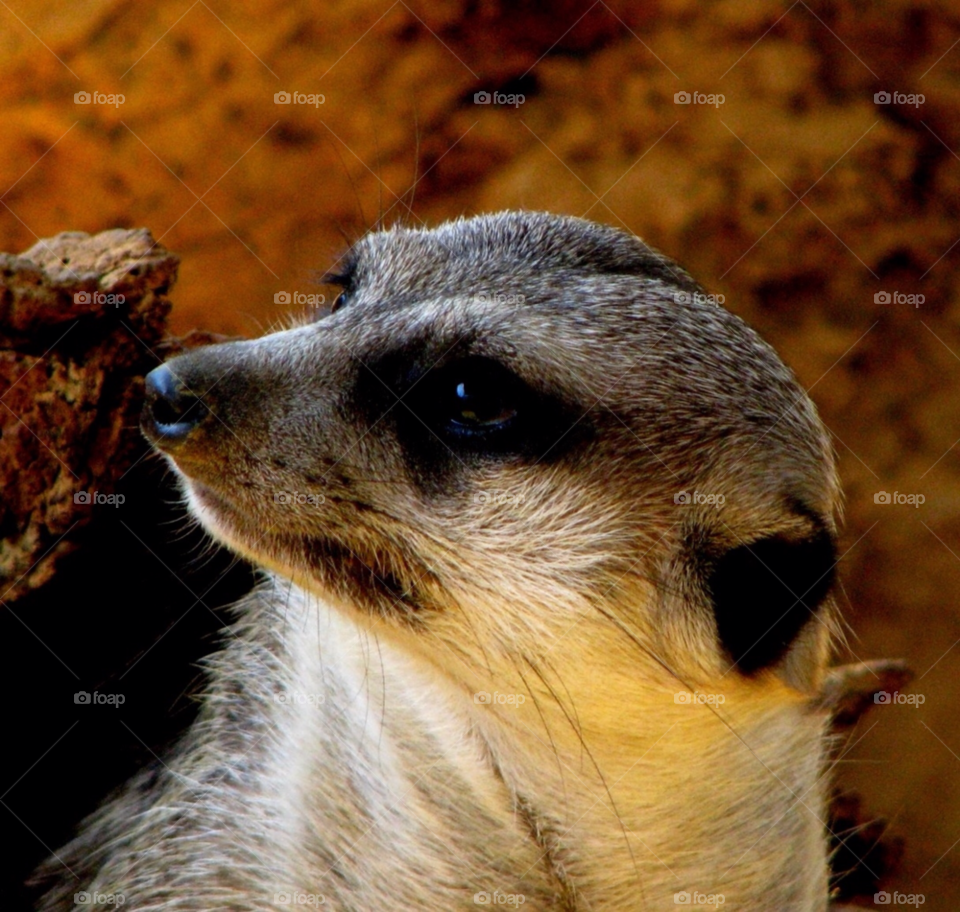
[37,212,840,911]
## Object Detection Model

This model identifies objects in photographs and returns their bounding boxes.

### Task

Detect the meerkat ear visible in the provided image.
[706,526,836,674]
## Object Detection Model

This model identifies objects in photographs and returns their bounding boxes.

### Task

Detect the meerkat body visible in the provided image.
[38,212,841,910]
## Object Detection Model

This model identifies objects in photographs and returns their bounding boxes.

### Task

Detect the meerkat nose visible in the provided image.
[141,363,209,446]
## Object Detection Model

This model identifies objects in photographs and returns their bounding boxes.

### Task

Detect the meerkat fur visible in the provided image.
[37,211,843,911]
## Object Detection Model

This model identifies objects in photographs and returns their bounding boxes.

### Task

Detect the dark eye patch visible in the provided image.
[704,523,836,674]
[352,348,590,491]
[320,247,359,289]
[317,249,360,316]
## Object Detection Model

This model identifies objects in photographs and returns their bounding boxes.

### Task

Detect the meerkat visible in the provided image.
[37,211,844,911]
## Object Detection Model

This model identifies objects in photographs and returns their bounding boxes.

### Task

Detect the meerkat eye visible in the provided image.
[368,352,586,466]
[450,374,518,428]
[320,250,358,315]
[429,358,522,436]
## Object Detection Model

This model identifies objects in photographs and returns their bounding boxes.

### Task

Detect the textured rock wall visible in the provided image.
[0,229,176,598]
[2,0,960,908]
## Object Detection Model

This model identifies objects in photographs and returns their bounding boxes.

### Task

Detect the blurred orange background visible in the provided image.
[3,0,960,907]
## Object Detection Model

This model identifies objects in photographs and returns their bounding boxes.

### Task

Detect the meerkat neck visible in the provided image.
[268,581,830,911]
[458,641,829,910]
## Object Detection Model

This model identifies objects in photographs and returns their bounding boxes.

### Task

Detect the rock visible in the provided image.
[0,229,177,601]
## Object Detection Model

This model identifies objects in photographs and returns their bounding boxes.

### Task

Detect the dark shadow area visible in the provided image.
[2,451,255,911]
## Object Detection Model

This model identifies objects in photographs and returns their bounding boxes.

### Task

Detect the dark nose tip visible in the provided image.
[141,364,208,445]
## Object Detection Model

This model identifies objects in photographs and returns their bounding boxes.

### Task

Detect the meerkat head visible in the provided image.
[142,211,839,698]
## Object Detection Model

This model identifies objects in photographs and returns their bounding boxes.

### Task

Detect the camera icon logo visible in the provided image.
[274,892,292,904]
[274,91,292,104]
[674,692,693,704]
[874,91,892,104]
[874,892,891,904]
[674,91,691,104]
[74,691,91,704]
[874,491,891,504]
[874,691,892,704]
[474,893,491,904]
[474,691,491,704]
[74,491,92,504]
[474,91,492,104]
[874,290,891,304]
[674,491,691,504]
[274,290,291,304]
[674,891,691,904]
[74,91,92,104]
[74,291,92,304]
